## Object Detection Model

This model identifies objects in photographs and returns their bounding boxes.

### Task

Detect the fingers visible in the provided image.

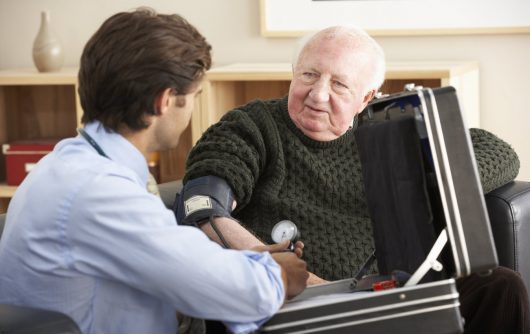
[266,240,291,253]
[250,240,304,258]
[293,240,304,258]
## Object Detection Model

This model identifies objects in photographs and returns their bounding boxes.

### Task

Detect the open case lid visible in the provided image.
[357,86,497,278]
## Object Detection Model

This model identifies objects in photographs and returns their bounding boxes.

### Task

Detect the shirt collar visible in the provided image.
[81,121,149,186]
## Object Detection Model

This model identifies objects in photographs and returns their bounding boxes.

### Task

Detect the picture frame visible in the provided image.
[260,0,530,37]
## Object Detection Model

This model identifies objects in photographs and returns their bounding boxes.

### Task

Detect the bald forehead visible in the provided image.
[309,27,365,50]
[293,26,385,93]
[296,30,361,70]
[294,27,378,94]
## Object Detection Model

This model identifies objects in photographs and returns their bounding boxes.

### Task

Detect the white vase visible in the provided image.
[32,10,64,72]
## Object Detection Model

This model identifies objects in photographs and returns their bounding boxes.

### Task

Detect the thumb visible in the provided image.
[267,240,291,252]
[252,240,290,253]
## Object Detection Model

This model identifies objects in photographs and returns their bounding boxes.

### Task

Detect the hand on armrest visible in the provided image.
[307,272,329,285]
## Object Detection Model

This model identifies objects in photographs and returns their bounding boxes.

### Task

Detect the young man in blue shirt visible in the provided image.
[0,8,308,334]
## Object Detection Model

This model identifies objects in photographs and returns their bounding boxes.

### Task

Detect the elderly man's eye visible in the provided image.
[299,72,318,83]
[332,80,350,94]
[333,80,348,89]
[303,72,317,78]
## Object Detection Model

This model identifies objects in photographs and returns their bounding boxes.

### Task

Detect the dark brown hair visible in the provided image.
[79,8,211,131]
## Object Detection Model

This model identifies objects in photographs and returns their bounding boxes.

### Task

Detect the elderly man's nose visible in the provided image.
[309,81,330,102]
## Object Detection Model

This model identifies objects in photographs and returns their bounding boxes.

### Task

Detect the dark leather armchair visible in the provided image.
[485,181,530,297]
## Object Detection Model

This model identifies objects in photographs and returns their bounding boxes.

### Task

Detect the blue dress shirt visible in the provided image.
[0,122,284,334]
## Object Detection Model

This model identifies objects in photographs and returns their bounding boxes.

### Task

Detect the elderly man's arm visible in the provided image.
[182,103,329,285]
[200,217,328,285]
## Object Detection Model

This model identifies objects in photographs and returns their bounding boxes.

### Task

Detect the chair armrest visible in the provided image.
[485,181,530,297]
[158,180,183,209]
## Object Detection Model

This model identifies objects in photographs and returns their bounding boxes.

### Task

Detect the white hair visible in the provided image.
[291,26,386,94]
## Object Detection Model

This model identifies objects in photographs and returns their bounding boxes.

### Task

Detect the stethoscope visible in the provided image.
[77,128,109,159]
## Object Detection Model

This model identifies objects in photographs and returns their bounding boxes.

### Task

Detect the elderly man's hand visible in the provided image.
[307,272,329,285]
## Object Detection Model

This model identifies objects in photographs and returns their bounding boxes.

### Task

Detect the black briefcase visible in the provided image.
[259,86,497,334]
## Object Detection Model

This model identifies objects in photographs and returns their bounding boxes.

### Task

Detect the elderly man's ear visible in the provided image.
[363,89,377,104]
[355,89,376,113]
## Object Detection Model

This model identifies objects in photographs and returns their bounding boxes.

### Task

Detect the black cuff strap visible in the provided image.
[175,175,235,227]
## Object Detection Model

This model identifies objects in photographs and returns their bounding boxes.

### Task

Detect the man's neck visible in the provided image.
[118,127,151,162]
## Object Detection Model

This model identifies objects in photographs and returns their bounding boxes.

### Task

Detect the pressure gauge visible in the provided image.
[271,220,300,251]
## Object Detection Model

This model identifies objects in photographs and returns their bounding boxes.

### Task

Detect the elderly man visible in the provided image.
[178,26,529,333]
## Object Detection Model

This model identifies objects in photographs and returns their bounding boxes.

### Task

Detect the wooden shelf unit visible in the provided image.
[0,68,196,212]
[0,68,80,212]
[0,61,479,212]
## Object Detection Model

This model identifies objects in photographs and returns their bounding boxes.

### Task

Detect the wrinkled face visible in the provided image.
[288,34,375,141]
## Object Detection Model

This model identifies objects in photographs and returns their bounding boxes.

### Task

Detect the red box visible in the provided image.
[2,140,58,186]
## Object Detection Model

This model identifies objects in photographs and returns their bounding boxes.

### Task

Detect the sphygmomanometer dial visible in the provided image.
[271,220,299,244]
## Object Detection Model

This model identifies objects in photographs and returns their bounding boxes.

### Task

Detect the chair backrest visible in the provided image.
[158,179,183,209]
[0,213,5,240]
[0,214,82,333]
[0,303,81,334]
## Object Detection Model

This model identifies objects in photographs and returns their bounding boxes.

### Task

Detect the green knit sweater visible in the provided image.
[184,96,520,281]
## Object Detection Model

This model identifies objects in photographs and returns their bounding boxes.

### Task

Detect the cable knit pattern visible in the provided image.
[184,96,520,281]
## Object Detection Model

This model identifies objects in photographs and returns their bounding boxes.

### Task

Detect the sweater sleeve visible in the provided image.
[470,128,520,193]
[184,104,268,208]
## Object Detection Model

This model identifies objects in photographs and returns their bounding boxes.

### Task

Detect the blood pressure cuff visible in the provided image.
[174,175,235,227]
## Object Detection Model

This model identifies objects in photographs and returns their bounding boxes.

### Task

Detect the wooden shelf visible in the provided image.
[0,67,79,85]
[0,183,16,213]
[207,63,294,81]
[0,61,479,210]
[0,68,195,208]
[0,183,16,198]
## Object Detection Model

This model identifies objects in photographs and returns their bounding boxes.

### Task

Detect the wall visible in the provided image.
[0,0,529,180]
